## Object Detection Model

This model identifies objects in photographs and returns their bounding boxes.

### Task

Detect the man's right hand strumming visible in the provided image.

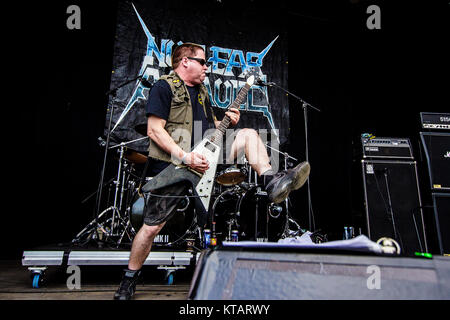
[182,152,210,173]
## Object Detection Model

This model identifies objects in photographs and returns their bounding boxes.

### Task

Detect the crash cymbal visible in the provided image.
[135,124,147,136]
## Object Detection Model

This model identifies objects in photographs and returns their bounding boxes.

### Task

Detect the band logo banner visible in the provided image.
[106,0,289,154]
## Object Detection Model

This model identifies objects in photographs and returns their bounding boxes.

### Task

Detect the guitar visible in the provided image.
[141,72,257,225]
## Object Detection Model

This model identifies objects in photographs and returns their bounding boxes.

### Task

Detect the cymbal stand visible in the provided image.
[72,143,130,246]
[109,143,126,236]
[94,75,149,232]
[72,136,147,246]
[106,137,147,242]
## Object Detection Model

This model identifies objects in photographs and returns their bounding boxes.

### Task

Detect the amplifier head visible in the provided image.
[361,136,413,160]
[420,112,450,130]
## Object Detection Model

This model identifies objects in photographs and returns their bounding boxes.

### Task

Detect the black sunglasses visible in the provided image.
[187,57,210,67]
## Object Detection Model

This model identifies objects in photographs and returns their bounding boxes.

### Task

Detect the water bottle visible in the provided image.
[343,226,350,240]
[231,230,239,242]
[348,227,354,238]
[211,222,217,247]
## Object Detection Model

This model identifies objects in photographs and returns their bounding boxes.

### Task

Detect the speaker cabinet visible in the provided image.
[433,193,450,255]
[361,160,428,255]
[189,248,450,299]
[420,132,450,191]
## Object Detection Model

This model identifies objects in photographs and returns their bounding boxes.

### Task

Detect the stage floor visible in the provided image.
[6,237,450,300]
[0,259,192,300]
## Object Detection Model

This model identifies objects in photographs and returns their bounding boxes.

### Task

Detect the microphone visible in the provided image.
[256,79,275,87]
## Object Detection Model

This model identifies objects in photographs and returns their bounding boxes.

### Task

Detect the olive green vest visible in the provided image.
[148,71,214,164]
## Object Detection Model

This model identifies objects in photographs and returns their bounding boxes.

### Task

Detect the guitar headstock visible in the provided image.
[242,67,262,87]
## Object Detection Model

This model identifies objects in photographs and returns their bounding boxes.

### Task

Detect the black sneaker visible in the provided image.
[114,269,141,300]
[265,161,310,204]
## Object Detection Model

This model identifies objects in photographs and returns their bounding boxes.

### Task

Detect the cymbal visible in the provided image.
[124,150,148,164]
[135,124,147,136]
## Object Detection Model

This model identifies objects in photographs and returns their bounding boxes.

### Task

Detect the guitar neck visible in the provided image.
[209,82,252,143]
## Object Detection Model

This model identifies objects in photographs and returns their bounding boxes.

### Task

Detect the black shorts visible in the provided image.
[143,182,190,226]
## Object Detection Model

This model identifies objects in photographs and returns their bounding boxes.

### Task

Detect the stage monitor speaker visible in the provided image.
[361,160,428,255]
[188,248,450,299]
[433,193,450,255]
[420,132,450,191]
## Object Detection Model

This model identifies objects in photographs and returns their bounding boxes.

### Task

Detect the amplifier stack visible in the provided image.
[360,135,427,256]
[419,112,450,255]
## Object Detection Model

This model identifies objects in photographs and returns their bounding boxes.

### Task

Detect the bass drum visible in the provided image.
[129,189,198,249]
[212,185,286,242]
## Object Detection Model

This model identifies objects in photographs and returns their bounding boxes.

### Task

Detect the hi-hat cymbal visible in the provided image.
[135,124,147,136]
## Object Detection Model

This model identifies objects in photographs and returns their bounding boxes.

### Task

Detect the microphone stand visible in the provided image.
[260,80,320,231]
[95,75,145,222]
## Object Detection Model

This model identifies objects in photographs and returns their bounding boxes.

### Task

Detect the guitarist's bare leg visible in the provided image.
[228,128,272,175]
[228,128,310,204]
[128,222,166,270]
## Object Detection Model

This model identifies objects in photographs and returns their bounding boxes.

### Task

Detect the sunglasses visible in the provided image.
[187,57,211,67]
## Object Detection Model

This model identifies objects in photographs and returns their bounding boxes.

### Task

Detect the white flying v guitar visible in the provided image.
[141,72,256,225]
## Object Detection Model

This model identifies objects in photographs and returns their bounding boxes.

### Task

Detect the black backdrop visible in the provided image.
[3,0,449,259]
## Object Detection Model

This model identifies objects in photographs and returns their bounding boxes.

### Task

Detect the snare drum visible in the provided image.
[216,166,247,186]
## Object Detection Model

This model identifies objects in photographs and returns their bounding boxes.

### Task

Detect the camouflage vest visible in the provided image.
[148,71,213,164]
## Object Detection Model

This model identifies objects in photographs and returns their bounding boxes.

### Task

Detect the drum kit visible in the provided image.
[72,130,306,250]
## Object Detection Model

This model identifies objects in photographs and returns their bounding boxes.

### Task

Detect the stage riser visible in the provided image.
[22,251,194,266]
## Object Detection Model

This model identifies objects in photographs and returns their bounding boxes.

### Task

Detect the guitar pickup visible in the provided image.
[204,141,216,153]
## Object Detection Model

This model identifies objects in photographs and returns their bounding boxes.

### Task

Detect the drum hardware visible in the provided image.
[176,188,193,213]
[73,137,147,247]
[159,212,200,249]
[268,203,283,219]
[210,183,285,242]
[225,218,240,241]
[176,196,191,213]
[106,139,147,238]
[94,76,146,235]
[264,143,305,238]
[75,75,150,247]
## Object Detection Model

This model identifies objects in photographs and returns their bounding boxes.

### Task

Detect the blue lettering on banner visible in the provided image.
[113,3,278,132]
